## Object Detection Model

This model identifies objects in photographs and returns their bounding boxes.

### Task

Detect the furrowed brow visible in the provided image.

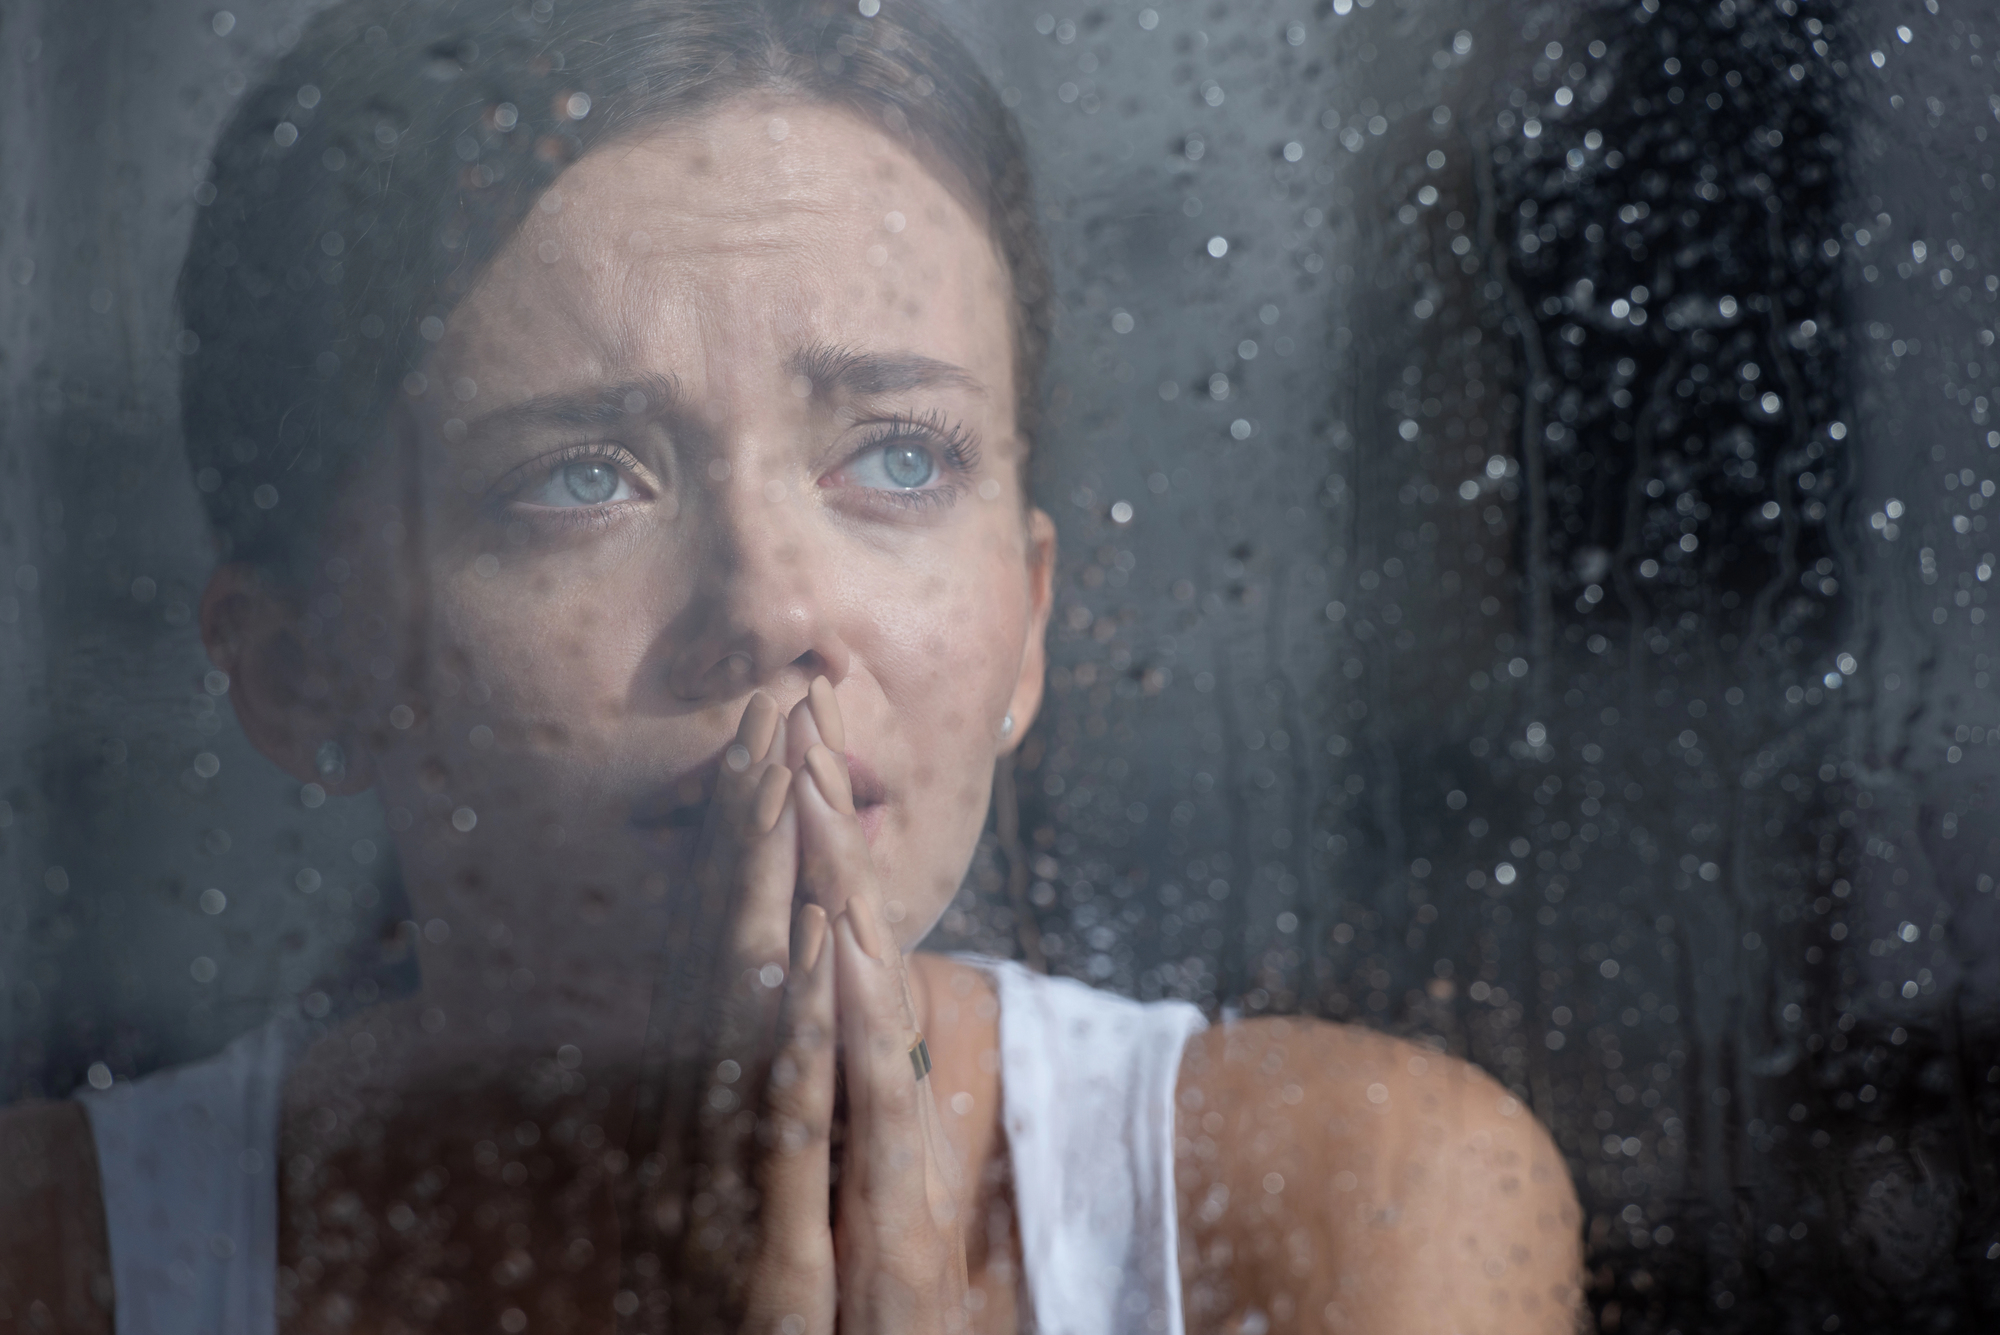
[789,342,986,400]
[463,371,683,439]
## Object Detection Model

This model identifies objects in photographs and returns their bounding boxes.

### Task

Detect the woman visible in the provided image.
[0,1,1581,1330]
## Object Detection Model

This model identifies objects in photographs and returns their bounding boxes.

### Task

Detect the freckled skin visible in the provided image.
[251,99,1057,1330]
[301,100,1052,1056]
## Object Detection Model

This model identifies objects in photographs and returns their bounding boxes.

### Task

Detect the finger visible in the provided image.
[793,896,830,975]
[803,745,854,816]
[784,690,826,771]
[637,702,800,1270]
[727,765,797,969]
[794,755,924,1054]
[751,762,791,832]
[722,704,797,978]
[717,690,782,809]
[763,905,837,1214]
[741,689,782,763]
[684,718,799,1168]
[833,911,932,1226]
[748,906,839,1307]
[691,706,795,974]
[808,675,846,755]
[697,700,785,901]
[793,754,886,962]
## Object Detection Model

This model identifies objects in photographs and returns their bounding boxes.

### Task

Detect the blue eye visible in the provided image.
[826,413,979,506]
[881,445,935,488]
[563,461,619,503]
[850,442,938,491]
[521,457,635,508]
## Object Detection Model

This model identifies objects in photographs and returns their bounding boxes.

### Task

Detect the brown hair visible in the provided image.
[179,0,1049,580]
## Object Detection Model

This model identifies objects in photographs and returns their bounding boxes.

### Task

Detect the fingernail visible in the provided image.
[767,710,789,776]
[809,676,845,754]
[752,763,791,832]
[851,894,894,962]
[836,910,881,964]
[795,902,829,974]
[783,694,818,771]
[739,691,779,763]
[804,745,854,816]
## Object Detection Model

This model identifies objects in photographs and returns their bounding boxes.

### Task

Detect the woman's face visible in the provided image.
[326,99,1051,998]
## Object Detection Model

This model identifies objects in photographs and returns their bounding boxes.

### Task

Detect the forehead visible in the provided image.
[440,99,1015,406]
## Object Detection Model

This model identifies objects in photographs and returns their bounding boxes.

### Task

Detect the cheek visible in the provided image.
[371,576,663,844]
[859,537,1029,854]
[427,563,657,729]
[312,463,558,700]
[864,540,1028,715]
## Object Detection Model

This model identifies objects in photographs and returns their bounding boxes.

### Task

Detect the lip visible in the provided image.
[629,751,889,852]
[845,754,888,843]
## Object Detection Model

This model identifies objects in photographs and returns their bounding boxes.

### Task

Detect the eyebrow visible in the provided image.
[789,342,987,399]
[462,371,684,439]
[457,344,982,443]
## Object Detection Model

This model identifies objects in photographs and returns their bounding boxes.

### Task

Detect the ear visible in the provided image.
[1000,506,1057,754]
[200,563,374,794]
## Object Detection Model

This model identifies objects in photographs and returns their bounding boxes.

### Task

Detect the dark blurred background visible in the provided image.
[5,0,1999,1329]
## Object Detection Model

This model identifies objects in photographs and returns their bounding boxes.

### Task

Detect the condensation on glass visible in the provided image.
[2,0,1996,1329]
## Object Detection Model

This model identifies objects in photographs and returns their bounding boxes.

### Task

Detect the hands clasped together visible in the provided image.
[630,680,969,1335]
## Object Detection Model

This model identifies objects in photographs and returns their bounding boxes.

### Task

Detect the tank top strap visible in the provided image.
[961,955,1208,1335]
[76,1017,304,1335]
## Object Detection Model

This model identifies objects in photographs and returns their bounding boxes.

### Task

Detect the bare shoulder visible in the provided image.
[1175,1017,1583,1335]
[0,1100,114,1334]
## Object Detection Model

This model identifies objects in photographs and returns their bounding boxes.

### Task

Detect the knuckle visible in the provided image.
[762,1110,832,1156]
[872,1079,920,1122]
[777,1017,833,1059]
[731,935,789,979]
[763,1045,831,1109]
[762,1068,825,1124]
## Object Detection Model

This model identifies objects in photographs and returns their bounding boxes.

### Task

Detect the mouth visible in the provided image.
[629,752,889,852]
[845,756,888,842]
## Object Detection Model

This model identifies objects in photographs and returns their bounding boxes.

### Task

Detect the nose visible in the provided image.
[662,474,851,700]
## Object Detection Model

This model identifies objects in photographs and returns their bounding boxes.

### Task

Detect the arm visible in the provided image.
[1176,1018,1583,1335]
[0,1100,114,1334]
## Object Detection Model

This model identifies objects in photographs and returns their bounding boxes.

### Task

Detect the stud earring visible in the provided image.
[1000,713,1015,739]
[315,740,347,781]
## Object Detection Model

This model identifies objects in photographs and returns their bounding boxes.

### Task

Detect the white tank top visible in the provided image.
[76,957,1206,1335]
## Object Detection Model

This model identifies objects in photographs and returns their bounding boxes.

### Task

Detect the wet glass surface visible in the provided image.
[4,0,1999,1328]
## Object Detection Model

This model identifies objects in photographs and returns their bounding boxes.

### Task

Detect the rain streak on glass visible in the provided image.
[3,1,1998,1333]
